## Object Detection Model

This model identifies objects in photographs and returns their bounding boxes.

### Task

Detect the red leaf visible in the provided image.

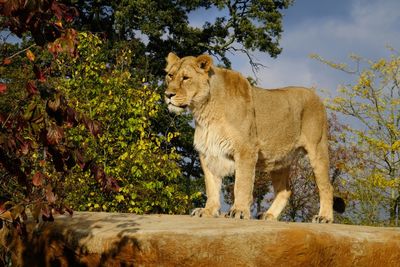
[3,58,12,65]
[45,185,57,203]
[32,172,43,186]
[0,83,7,94]
[20,141,29,155]
[51,1,64,20]
[65,107,78,127]
[46,125,64,145]
[82,116,102,137]
[74,150,85,169]
[47,95,61,111]
[26,80,38,95]
[33,65,46,82]
[108,177,121,192]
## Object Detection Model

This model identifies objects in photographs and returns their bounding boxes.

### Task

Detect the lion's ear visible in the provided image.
[196,54,213,72]
[165,52,180,72]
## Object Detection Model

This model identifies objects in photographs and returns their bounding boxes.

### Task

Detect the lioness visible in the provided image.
[165,53,340,223]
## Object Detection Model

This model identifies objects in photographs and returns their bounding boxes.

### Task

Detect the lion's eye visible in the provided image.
[168,73,173,79]
[182,76,190,81]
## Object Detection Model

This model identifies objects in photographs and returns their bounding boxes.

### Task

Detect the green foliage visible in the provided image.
[53,33,201,214]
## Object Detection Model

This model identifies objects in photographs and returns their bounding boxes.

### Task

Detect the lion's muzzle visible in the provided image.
[165,92,188,114]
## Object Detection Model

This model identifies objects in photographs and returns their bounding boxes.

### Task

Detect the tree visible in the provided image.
[62,0,293,73]
[312,50,400,226]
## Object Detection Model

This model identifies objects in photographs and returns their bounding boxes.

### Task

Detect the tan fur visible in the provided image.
[165,53,334,223]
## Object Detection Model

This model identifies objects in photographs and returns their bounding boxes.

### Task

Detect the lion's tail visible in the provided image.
[333,196,346,213]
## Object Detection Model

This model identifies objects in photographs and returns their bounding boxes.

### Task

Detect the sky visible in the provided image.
[213,0,400,95]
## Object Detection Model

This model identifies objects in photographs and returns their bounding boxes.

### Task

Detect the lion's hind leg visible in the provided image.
[260,167,291,221]
[305,139,334,223]
[300,117,334,223]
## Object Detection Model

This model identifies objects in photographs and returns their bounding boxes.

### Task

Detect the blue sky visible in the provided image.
[208,0,400,95]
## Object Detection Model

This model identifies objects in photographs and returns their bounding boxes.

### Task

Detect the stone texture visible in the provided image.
[2,212,400,266]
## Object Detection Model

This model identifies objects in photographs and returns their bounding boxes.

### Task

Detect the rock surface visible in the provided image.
[3,212,400,266]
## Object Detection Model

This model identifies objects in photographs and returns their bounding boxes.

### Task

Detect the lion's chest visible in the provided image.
[194,124,235,177]
[194,125,233,157]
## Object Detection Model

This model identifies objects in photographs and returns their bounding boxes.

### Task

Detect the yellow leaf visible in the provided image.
[392,140,400,151]
[115,195,125,203]
[120,151,129,160]
[55,20,63,28]
[26,49,35,62]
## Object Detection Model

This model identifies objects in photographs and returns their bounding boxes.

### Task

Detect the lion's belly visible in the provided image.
[194,126,235,178]
[256,126,302,172]
[256,147,301,172]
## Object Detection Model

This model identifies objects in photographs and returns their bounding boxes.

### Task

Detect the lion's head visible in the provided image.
[164,53,213,114]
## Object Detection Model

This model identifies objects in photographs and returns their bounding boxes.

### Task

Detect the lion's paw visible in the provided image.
[225,209,250,219]
[191,208,220,218]
[258,213,278,222]
[312,215,333,223]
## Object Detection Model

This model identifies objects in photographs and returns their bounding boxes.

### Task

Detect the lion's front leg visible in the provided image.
[226,149,257,219]
[191,154,222,218]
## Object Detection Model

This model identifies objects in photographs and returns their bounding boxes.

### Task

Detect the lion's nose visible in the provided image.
[165,92,176,99]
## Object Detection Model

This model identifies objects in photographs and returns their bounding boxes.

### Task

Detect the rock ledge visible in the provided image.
[3,212,400,266]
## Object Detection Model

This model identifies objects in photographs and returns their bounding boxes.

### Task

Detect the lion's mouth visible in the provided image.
[165,96,189,114]
[167,103,188,114]
[169,102,188,108]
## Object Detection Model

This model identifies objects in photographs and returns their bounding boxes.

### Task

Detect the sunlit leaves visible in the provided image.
[56,33,197,214]
[314,50,400,225]
[26,49,35,61]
